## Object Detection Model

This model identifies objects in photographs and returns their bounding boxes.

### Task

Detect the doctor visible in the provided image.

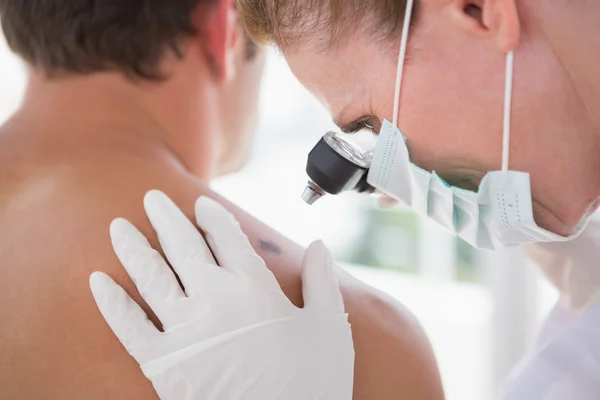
[91,0,600,398]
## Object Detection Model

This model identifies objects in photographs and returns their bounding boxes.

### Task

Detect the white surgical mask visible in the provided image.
[366,0,589,250]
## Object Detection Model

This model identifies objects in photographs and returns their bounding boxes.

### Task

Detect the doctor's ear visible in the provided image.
[196,0,239,82]
[447,0,520,53]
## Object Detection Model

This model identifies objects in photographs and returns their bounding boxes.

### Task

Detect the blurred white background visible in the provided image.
[0,35,559,400]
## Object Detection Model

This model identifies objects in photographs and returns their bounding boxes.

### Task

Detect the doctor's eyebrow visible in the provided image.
[335,117,377,134]
[333,103,356,133]
[333,113,349,131]
[335,118,361,134]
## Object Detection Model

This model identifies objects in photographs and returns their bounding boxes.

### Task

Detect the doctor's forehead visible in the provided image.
[283,35,396,111]
[288,55,362,106]
[285,58,371,133]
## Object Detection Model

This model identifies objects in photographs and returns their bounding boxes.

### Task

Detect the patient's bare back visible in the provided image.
[0,149,443,399]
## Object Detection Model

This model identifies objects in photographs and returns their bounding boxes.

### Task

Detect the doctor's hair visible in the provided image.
[0,0,256,81]
[236,0,413,50]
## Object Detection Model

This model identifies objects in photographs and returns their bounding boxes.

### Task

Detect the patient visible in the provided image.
[0,1,443,399]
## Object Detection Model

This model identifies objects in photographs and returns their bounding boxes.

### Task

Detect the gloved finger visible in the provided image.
[89,271,159,364]
[301,240,345,314]
[110,218,185,312]
[194,196,282,291]
[144,190,217,296]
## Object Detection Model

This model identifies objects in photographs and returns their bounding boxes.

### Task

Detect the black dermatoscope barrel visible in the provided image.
[302,132,375,205]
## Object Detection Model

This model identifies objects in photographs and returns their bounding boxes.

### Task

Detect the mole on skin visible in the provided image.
[259,240,282,255]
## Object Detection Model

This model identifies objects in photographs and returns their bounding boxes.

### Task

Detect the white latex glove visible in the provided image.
[90,190,355,400]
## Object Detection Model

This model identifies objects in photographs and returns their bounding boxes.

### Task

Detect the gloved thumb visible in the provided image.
[301,240,345,314]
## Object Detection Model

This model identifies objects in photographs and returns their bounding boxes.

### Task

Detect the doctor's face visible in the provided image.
[280,2,599,237]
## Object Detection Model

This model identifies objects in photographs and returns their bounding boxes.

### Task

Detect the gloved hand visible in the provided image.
[90,190,355,400]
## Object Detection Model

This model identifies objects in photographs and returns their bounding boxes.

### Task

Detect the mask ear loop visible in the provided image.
[394,1,515,173]
[502,51,515,172]
[392,0,415,127]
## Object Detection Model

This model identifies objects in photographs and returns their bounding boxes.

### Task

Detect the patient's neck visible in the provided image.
[11,69,219,180]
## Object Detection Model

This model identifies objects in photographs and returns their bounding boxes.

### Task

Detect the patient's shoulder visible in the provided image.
[0,181,162,399]
[1,168,443,399]
[340,274,445,399]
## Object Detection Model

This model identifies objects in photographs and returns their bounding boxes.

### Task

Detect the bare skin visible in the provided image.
[0,67,444,400]
[0,109,443,400]
[279,0,600,238]
[0,0,443,396]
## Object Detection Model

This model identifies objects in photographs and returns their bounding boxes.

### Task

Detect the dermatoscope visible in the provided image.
[301,132,376,205]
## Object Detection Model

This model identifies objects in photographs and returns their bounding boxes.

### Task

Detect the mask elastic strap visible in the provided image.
[502,51,515,172]
[394,1,515,173]
[392,0,415,127]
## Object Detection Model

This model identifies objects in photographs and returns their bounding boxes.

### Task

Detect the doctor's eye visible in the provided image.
[342,118,377,134]
[361,119,375,131]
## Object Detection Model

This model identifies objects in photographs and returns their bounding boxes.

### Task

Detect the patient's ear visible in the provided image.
[446,0,520,53]
[196,0,239,82]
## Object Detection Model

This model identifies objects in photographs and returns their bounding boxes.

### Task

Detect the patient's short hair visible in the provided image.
[236,0,413,51]
[0,0,215,80]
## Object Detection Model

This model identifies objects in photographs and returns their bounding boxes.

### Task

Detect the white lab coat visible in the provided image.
[496,216,600,399]
[496,302,600,399]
